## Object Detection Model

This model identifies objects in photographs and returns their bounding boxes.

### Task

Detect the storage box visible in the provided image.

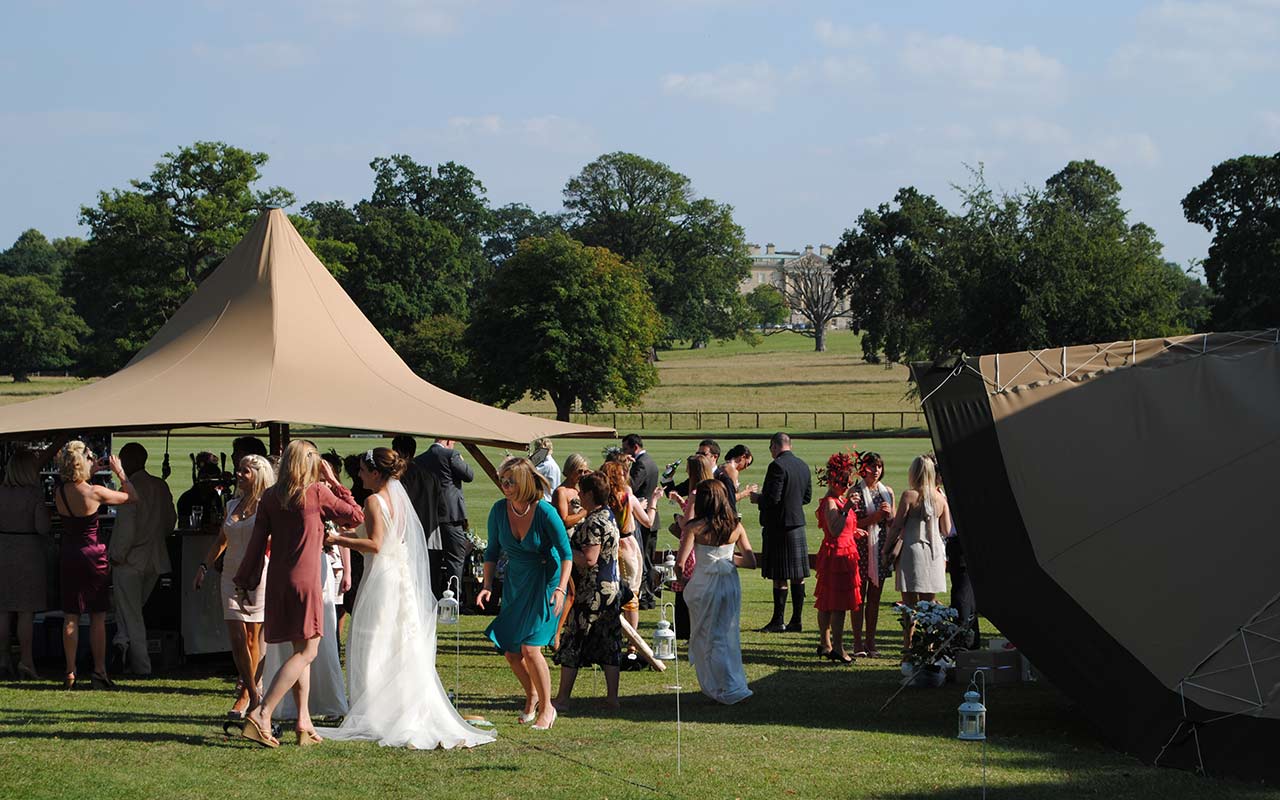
[955,648,1021,685]
[146,630,182,671]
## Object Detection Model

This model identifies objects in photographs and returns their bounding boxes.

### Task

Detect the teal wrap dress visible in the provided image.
[484,500,572,653]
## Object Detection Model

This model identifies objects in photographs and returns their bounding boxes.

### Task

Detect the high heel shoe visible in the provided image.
[531,707,557,730]
[825,651,854,665]
[63,673,76,690]
[816,645,832,658]
[17,663,40,681]
[90,672,116,690]
[517,705,538,724]
[296,729,323,747]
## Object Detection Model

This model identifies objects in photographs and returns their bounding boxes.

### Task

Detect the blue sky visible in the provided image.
[2,0,1277,269]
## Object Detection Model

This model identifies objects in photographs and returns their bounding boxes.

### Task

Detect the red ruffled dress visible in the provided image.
[813,496,862,612]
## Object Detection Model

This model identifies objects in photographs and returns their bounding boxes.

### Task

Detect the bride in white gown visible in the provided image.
[320,448,495,749]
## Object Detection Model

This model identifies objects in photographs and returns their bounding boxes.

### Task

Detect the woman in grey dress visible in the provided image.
[882,455,951,654]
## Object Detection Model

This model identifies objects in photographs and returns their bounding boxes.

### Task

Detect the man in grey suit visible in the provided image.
[622,433,660,609]
[416,438,473,600]
[750,432,812,632]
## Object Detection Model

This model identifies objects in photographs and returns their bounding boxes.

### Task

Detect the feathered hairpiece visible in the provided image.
[817,449,860,488]
[363,449,376,466]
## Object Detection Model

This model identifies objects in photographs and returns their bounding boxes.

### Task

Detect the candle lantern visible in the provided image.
[659,552,678,585]
[438,586,460,626]
[957,688,987,741]
[653,603,677,660]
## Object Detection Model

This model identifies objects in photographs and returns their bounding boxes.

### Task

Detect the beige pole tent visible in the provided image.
[0,209,613,452]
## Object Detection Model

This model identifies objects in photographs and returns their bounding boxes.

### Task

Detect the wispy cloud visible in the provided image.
[299,0,470,36]
[191,41,309,70]
[662,62,779,111]
[1111,0,1280,90]
[444,114,597,154]
[901,34,1066,97]
[813,19,884,49]
[992,116,1161,167]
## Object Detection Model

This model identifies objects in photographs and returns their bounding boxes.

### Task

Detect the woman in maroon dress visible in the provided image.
[53,441,136,690]
[235,440,363,747]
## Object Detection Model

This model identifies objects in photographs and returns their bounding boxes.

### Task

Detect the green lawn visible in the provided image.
[4,433,1276,798]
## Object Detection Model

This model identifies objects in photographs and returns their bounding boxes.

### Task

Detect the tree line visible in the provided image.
[1,142,1276,418]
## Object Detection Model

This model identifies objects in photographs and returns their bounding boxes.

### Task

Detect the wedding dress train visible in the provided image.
[318,480,495,749]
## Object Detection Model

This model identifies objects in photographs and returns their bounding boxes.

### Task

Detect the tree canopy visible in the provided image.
[64,141,292,373]
[468,233,661,421]
[563,152,751,347]
[0,275,90,381]
[0,229,83,287]
[1182,152,1280,330]
[832,161,1196,363]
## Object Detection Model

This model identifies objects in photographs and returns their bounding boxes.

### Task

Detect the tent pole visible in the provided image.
[462,442,501,489]
[269,422,290,455]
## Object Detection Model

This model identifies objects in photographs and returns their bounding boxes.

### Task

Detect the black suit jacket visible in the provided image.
[416,443,473,523]
[398,461,441,543]
[758,450,812,531]
[629,451,659,529]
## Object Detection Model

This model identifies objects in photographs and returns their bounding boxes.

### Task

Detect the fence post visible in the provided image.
[697,410,701,430]
[784,412,789,429]
[900,412,905,429]
[871,412,877,431]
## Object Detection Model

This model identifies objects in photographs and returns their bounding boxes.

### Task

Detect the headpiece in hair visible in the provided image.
[817,449,859,488]
[363,449,376,467]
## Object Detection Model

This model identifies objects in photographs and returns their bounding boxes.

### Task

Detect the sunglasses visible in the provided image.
[500,477,517,488]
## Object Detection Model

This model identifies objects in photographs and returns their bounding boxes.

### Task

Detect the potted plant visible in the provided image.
[893,601,965,688]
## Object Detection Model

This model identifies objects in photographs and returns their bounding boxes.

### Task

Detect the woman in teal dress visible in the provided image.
[476,458,571,731]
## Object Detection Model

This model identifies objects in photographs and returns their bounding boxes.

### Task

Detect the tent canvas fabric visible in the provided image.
[913,331,1280,782]
[0,209,612,448]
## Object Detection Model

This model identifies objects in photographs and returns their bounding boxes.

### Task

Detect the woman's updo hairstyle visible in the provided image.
[361,446,406,481]
[57,440,94,483]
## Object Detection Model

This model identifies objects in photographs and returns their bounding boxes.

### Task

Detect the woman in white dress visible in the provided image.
[193,455,274,719]
[321,448,495,749]
[882,455,951,654]
[677,479,756,705]
[261,552,349,721]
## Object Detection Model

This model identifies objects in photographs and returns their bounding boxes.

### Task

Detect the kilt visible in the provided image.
[760,525,809,581]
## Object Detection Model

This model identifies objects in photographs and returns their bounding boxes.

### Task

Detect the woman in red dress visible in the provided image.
[235,440,363,747]
[813,451,863,665]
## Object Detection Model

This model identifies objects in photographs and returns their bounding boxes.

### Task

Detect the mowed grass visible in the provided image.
[4,433,1277,798]
[1,332,920,426]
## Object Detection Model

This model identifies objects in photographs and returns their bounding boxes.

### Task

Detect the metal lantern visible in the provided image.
[653,603,677,661]
[438,586,460,626]
[659,552,678,585]
[958,688,987,741]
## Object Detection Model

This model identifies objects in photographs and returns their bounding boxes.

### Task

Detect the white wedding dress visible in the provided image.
[683,543,753,705]
[318,480,495,749]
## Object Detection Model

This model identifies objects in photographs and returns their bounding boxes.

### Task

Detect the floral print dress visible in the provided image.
[553,507,622,669]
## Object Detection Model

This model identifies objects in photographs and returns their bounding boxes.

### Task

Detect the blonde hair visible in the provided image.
[2,449,40,488]
[57,440,93,483]
[562,453,590,478]
[238,454,275,514]
[686,454,714,486]
[499,457,549,505]
[276,440,320,510]
[908,455,937,518]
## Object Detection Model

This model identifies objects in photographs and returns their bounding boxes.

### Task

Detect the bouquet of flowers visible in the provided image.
[893,601,964,670]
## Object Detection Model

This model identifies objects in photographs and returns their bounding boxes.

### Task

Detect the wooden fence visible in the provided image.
[523,409,927,432]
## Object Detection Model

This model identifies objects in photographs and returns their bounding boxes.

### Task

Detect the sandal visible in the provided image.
[241,718,279,748]
[296,729,323,747]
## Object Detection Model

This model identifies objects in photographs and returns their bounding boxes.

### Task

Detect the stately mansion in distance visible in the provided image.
[741,242,847,327]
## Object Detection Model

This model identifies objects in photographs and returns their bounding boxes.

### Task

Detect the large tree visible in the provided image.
[468,234,661,421]
[65,141,293,373]
[563,152,751,347]
[0,275,90,381]
[0,229,84,287]
[830,187,963,363]
[776,253,852,351]
[832,162,1188,363]
[1182,152,1280,330]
